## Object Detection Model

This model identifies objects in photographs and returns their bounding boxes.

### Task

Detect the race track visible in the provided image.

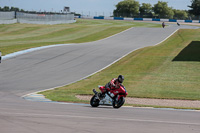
[0,23,200,133]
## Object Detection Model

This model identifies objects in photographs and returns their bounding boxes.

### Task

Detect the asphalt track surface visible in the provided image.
[0,23,200,133]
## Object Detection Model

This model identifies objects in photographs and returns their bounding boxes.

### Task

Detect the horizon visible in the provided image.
[0,0,191,17]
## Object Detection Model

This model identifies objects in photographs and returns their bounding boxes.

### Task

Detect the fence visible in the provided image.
[0,11,76,24]
[0,11,15,20]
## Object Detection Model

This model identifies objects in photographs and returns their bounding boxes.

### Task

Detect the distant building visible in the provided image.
[63,7,70,13]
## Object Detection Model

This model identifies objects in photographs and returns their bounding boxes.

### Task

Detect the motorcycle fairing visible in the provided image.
[99,94,113,105]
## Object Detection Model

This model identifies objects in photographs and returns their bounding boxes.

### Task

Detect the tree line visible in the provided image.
[0,6,24,12]
[114,0,200,20]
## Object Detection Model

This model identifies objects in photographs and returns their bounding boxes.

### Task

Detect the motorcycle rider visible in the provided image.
[162,22,165,28]
[0,50,1,63]
[99,75,124,97]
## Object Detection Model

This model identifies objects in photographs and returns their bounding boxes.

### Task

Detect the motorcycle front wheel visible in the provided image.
[113,96,125,109]
[90,95,100,107]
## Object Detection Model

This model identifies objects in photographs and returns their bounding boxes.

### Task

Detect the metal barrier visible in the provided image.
[16,12,75,24]
[77,16,200,24]
[0,11,15,20]
[0,11,17,24]
[0,11,76,24]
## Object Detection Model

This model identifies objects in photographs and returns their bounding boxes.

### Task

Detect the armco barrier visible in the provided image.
[160,19,169,22]
[152,18,160,21]
[94,16,104,19]
[185,20,192,23]
[177,20,185,23]
[114,17,124,20]
[192,20,200,23]
[124,18,133,21]
[169,19,177,22]
[79,16,200,24]
[134,18,143,21]
[104,17,114,20]
[143,18,152,21]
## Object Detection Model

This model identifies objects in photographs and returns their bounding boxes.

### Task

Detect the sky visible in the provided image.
[0,0,191,16]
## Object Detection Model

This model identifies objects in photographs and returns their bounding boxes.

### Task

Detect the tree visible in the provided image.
[153,1,174,19]
[10,7,20,11]
[173,9,188,20]
[139,3,152,18]
[3,6,10,11]
[188,0,200,18]
[140,3,152,14]
[20,9,25,12]
[113,0,140,17]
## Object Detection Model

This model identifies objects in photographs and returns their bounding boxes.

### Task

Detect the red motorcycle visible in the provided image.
[90,85,128,109]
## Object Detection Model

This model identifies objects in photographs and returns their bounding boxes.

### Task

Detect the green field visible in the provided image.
[0,19,160,55]
[41,29,200,104]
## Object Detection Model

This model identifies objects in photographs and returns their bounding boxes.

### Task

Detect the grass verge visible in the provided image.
[0,19,160,55]
[41,29,200,109]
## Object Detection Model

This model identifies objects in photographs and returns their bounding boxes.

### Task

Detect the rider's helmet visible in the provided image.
[118,75,124,83]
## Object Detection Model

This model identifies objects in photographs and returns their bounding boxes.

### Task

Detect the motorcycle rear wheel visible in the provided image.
[113,97,125,109]
[90,95,100,107]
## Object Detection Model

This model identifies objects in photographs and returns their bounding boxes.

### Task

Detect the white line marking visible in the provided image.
[1,111,200,126]
[2,44,73,60]
[2,27,133,61]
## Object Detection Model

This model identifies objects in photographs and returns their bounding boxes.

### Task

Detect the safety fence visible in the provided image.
[0,11,76,24]
[76,16,200,23]
[0,11,15,20]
